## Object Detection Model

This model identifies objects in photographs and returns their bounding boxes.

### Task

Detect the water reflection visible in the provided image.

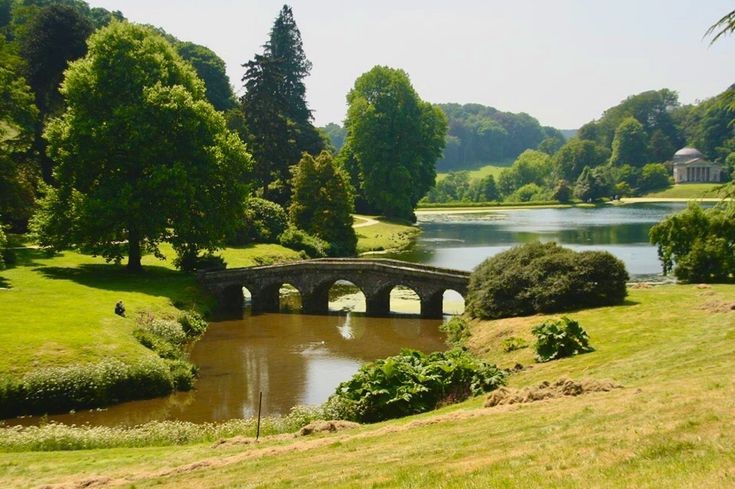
[14,310,447,427]
[389,203,691,278]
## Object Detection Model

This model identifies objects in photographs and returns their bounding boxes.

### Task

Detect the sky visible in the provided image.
[87,0,735,130]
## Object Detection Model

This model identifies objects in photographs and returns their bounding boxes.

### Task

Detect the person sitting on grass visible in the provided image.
[114,300,126,317]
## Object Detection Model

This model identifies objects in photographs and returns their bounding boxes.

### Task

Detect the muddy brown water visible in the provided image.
[10,287,458,427]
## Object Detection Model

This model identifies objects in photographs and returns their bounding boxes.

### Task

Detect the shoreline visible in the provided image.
[416,197,731,215]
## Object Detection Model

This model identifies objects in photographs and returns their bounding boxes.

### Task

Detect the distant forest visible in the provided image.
[322,103,569,172]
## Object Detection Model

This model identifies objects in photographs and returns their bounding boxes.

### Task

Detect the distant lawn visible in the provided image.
[436,160,513,182]
[354,215,419,254]
[642,183,725,199]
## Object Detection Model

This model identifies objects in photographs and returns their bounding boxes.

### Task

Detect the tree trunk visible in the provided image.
[127,227,143,272]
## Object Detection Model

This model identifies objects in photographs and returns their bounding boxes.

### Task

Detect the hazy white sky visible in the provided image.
[87,0,735,129]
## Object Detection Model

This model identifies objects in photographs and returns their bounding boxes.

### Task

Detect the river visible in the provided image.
[11,203,686,426]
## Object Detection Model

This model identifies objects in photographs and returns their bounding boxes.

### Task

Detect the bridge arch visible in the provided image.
[200,258,470,319]
[326,279,366,313]
[443,289,465,316]
[389,284,421,315]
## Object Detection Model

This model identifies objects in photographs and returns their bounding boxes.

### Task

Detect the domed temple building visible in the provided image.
[670,147,723,183]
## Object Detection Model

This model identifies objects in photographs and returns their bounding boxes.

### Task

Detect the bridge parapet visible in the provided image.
[198,258,470,318]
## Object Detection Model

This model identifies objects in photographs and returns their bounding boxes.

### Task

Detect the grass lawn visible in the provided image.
[436,161,513,182]
[0,243,300,377]
[2,284,734,488]
[354,215,419,254]
[642,183,725,199]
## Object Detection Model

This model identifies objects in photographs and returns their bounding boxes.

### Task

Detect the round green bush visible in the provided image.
[466,242,629,319]
[532,316,594,362]
[279,227,329,258]
[232,197,288,244]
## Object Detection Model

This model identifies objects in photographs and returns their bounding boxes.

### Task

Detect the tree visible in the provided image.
[638,163,671,193]
[289,151,356,256]
[650,202,735,282]
[176,41,236,111]
[241,5,323,205]
[0,36,39,228]
[609,117,649,166]
[469,174,499,202]
[17,4,93,116]
[574,166,612,202]
[33,22,251,271]
[553,138,609,182]
[343,66,447,221]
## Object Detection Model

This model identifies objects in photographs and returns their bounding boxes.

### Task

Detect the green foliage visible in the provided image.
[649,202,735,282]
[574,166,613,202]
[0,36,39,227]
[439,317,471,347]
[553,138,610,182]
[0,223,6,269]
[289,151,356,256]
[436,103,548,172]
[500,149,553,196]
[176,41,236,111]
[173,252,226,272]
[327,349,506,423]
[343,65,447,221]
[508,183,549,203]
[552,179,573,203]
[232,197,287,245]
[241,5,323,206]
[0,358,173,418]
[279,227,329,258]
[532,316,594,362]
[638,163,672,193]
[0,405,329,451]
[501,336,529,352]
[178,311,208,337]
[35,22,251,271]
[610,117,649,166]
[321,122,347,152]
[466,242,629,319]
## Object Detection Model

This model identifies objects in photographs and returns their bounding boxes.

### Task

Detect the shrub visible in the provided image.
[178,311,208,338]
[0,359,173,418]
[231,197,288,244]
[439,317,471,347]
[174,252,226,272]
[532,316,594,362]
[327,349,506,423]
[502,336,529,352]
[649,202,735,282]
[466,242,629,319]
[279,227,329,258]
[167,359,197,391]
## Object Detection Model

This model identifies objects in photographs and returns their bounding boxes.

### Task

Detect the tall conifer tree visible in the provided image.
[241,5,322,206]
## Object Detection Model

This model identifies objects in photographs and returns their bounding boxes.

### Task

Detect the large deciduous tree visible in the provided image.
[241,5,323,206]
[342,66,447,221]
[609,116,649,166]
[552,138,609,182]
[0,36,39,228]
[32,22,251,271]
[288,151,356,256]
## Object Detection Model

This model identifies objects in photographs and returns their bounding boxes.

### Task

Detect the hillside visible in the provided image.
[3,283,733,488]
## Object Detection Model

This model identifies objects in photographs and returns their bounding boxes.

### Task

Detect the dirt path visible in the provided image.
[352,215,380,228]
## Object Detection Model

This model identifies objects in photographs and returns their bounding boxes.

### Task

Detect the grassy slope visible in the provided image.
[642,183,723,199]
[436,161,513,182]
[0,244,300,376]
[3,284,734,488]
[354,215,419,254]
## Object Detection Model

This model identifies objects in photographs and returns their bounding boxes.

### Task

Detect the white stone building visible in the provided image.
[671,147,723,183]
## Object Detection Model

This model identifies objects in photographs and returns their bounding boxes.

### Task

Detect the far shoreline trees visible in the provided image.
[31,22,251,271]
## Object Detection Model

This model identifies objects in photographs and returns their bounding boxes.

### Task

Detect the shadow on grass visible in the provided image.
[36,264,203,308]
[0,276,11,289]
[4,248,48,269]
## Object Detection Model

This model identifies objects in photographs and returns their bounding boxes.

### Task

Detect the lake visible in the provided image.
[11,203,685,426]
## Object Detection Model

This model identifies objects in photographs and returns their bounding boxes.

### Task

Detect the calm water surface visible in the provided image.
[11,203,687,426]
[389,203,690,279]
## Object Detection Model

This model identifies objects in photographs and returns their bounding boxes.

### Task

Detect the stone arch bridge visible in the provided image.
[197,258,470,318]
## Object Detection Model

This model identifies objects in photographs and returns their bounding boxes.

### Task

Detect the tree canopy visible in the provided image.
[241,4,323,206]
[343,66,447,221]
[33,21,251,271]
[176,41,236,112]
[289,151,356,256]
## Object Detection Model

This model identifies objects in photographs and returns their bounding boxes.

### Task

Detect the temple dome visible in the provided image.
[673,147,703,158]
